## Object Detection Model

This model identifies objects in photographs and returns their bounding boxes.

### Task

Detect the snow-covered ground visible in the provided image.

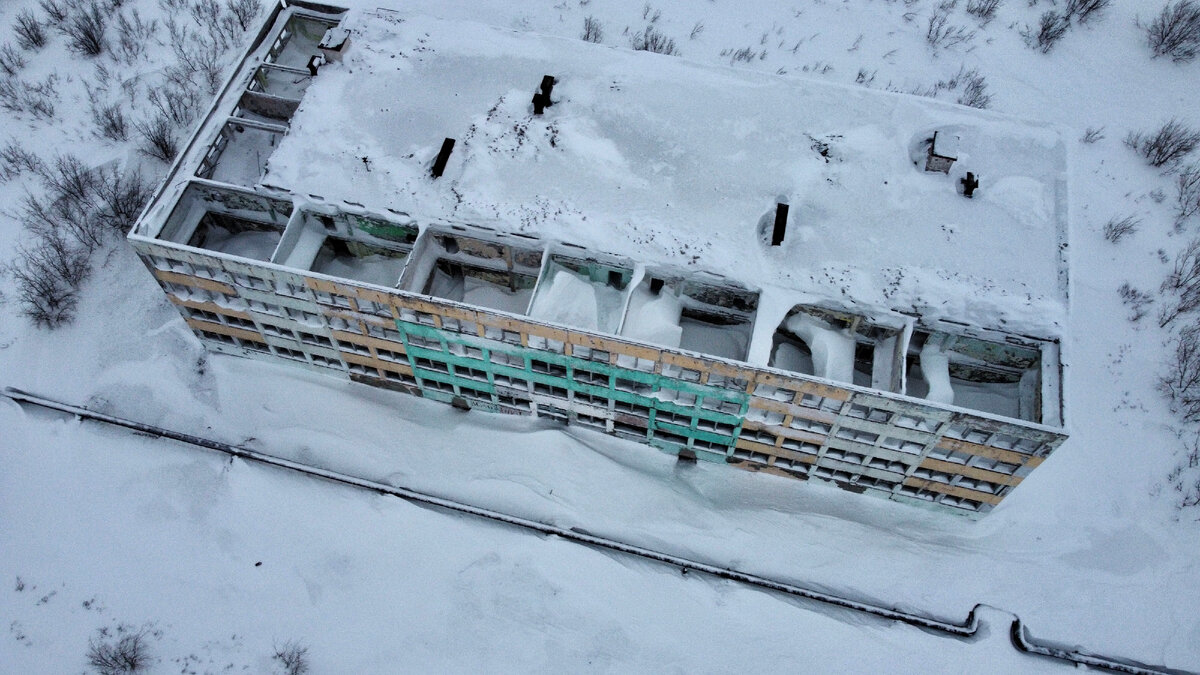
[2,0,1200,671]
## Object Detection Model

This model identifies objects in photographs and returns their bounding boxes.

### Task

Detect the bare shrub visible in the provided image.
[15,10,48,50]
[1160,237,1200,326]
[925,10,976,50]
[1081,125,1105,143]
[1146,0,1200,62]
[5,231,89,328]
[91,100,128,140]
[86,629,150,674]
[0,141,45,181]
[134,113,179,161]
[21,74,58,119]
[188,0,241,50]
[689,20,704,40]
[93,164,151,233]
[148,82,200,125]
[953,67,990,108]
[581,15,603,43]
[1065,0,1111,24]
[1023,10,1070,52]
[724,46,760,64]
[630,25,678,55]
[114,9,156,63]
[1161,322,1200,422]
[966,0,1001,23]
[1103,214,1140,242]
[166,18,228,95]
[273,640,310,675]
[1,42,27,76]
[0,78,20,111]
[1126,119,1200,168]
[225,0,260,31]
[1168,434,1200,510]
[1118,282,1154,322]
[39,0,69,25]
[20,155,148,250]
[906,64,991,108]
[1177,163,1200,226]
[61,1,107,57]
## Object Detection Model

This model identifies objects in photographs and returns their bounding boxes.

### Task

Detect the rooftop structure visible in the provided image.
[129,1,1069,516]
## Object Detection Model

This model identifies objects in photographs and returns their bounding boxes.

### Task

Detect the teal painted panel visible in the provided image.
[394,317,746,452]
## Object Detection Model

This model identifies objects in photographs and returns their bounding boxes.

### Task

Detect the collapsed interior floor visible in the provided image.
[250,64,313,100]
[769,306,899,390]
[186,213,284,262]
[621,275,759,362]
[905,330,1041,422]
[529,257,633,334]
[311,238,409,287]
[268,15,340,69]
[425,261,536,315]
[159,184,294,262]
[201,122,283,187]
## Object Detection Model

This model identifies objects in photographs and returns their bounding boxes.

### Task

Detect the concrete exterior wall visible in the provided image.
[130,234,1064,516]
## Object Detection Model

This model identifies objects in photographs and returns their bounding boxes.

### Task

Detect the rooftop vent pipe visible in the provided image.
[432,138,456,178]
[532,75,556,115]
[771,203,789,246]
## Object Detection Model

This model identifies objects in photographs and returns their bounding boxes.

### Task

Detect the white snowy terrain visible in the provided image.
[2,0,1200,672]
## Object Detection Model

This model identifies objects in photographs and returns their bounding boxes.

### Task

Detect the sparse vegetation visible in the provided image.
[1023,10,1070,52]
[60,0,108,57]
[1168,434,1200,509]
[1160,237,1200,327]
[925,9,976,50]
[905,64,991,109]
[630,25,678,56]
[0,42,27,76]
[6,153,149,327]
[1104,214,1141,243]
[273,640,310,675]
[86,628,150,674]
[1146,0,1200,62]
[0,141,45,182]
[1162,322,1200,422]
[966,0,1001,24]
[134,112,179,161]
[1081,126,1106,143]
[6,231,89,328]
[0,73,59,120]
[1119,282,1154,322]
[723,46,761,64]
[689,20,704,40]
[15,10,48,50]
[22,155,150,251]
[91,100,129,141]
[113,8,157,64]
[953,66,991,108]
[39,0,70,26]
[226,0,261,32]
[1065,0,1111,24]
[1126,119,1200,168]
[581,15,602,43]
[1177,164,1200,226]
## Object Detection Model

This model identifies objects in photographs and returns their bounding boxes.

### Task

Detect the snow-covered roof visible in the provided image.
[261,9,1068,338]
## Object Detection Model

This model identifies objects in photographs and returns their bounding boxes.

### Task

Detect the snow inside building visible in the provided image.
[128,1,1070,516]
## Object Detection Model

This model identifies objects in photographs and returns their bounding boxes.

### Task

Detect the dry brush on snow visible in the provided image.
[1,0,261,328]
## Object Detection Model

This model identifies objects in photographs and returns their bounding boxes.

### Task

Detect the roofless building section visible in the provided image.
[128,2,1069,516]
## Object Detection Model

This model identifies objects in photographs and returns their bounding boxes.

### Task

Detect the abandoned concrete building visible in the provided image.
[128,2,1070,516]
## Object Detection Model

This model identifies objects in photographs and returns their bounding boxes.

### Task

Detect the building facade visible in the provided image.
[128,2,1067,516]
